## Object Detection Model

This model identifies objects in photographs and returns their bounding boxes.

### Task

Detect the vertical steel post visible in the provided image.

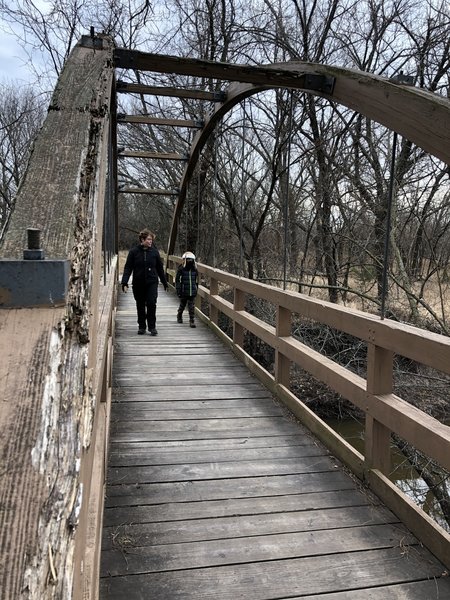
[239,100,246,277]
[283,92,294,290]
[380,131,397,319]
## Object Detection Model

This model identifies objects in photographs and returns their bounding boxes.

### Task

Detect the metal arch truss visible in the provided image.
[114,49,450,260]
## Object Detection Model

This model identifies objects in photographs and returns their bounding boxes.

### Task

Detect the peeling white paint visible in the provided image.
[31,328,62,474]
[73,483,83,526]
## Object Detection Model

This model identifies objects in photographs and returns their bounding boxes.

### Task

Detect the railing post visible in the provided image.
[275,305,291,387]
[233,288,245,347]
[165,256,172,285]
[365,342,393,474]
[210,276,219,325]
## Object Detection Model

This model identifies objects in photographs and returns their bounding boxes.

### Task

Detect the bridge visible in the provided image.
[0,34,449,600]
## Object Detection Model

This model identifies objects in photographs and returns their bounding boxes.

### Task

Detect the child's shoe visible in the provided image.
[177,313,183,323]
[189,320,196,328]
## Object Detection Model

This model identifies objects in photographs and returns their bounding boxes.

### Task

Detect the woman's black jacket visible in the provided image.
[121,244,167,288]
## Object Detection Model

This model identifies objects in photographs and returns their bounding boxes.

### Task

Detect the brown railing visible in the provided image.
[167,256,450,569]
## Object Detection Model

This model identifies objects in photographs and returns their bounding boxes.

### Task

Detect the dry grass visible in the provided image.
[118,250,127,274]
[283,273,450,331]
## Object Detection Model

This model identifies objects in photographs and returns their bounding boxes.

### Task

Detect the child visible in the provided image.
[175,251,199,328]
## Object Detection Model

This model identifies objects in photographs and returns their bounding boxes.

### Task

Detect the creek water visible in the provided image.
[325,417,449,532]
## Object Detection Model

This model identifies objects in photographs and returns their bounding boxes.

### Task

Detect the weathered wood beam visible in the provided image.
[119,187,179,195]
[114,49,335,93]
[116,81,224,101]
[118,151,188,160]
[0,35,116,600]
[117,114,203,127]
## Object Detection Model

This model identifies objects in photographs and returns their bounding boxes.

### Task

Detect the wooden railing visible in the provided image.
[167,256,450,569]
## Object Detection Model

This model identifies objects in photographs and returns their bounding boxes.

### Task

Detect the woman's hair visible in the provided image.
[139,229,155,242]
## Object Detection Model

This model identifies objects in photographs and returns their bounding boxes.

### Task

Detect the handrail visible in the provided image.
[167,256,450,569]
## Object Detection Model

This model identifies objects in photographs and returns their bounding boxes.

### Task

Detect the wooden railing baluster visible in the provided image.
[233,287,245,348]
[365,344,393,475]
[275,305,291,388]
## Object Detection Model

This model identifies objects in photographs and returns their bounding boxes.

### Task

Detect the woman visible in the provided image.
[121,229,168,335]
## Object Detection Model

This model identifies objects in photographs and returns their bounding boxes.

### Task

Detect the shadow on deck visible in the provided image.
[100,288,450,599]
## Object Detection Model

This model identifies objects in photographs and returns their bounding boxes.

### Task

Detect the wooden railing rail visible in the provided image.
[167,256,450,569]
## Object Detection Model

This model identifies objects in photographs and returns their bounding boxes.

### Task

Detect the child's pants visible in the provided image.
[178,296,195,321]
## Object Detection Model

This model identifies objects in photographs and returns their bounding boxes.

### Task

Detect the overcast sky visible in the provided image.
[0,29,34,86]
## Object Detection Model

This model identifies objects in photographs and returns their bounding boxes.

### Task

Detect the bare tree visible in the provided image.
[0,83,44,236]
[0,0,154,88]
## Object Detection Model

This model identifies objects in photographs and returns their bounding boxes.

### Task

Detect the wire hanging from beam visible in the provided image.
[240,99,246,277]
[283,92,294,291]
[380,130,398,320]
[197,162,201,256]
[213,126,219,268]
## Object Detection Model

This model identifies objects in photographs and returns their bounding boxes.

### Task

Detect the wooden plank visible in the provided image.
[111,398,277,411]
[107,442,326,466]
[106,455,338,485]
[109,417,303,437]
[102,505,398,550]
[102,524,413,576]
[100,547,450,599]
[113,383,265,398]
[115,351,239,366]
[110,406,283,420]
[114,371,260,385]
[110,428,303,442]
[114,360,245,373]
[102,488,381,527]
[107,434,308,450]
[104,471,356,507]
[113,345,230,355]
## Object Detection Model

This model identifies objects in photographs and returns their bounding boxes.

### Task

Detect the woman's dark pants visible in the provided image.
[133,282,158,330]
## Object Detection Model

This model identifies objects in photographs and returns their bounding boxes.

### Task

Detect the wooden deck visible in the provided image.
[100,288,450,599]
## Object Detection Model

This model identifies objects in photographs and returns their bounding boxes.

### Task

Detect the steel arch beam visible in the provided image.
[166,60,450,259]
